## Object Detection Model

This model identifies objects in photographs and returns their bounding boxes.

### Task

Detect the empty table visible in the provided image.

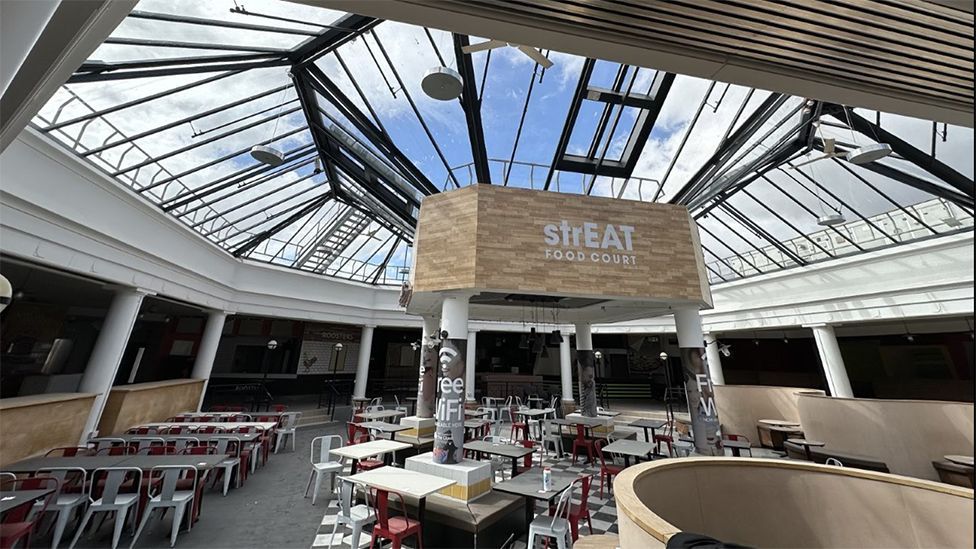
[1,455,130,474]
[355,410,407,422]
[465,409,492,419]
[139,421,278,431]
[464,440,534,478]
[629,419,667,442]
[601,439,656,467]
[493,469,578,529]
[344,467,455,523]
[723,438,753,457]
[0,488,56,514]
[786,438,825,461]
[331,440,411,474]
[361,421,411,441]
[121,454,226,471]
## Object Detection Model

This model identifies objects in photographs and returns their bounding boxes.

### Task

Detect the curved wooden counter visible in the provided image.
[0,392,96,464]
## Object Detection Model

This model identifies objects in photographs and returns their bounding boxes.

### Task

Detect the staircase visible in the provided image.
[296,208,372,273]
[296,407,335,429]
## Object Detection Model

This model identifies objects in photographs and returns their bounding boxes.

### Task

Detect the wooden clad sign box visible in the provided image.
[412,185,711,307]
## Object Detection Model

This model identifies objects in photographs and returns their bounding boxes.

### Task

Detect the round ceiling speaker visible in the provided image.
[250,144,285,166]
[846,143,892,165]
[421,66,463,101]
[817,213,847,226]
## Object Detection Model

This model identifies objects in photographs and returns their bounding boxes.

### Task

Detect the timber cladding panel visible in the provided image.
[0,393,96,464]
[97,379,205,435]
[413,185,710,305]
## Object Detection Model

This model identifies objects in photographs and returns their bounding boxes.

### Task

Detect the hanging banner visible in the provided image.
[576,350,597,417]
[433,339,466,464]
[416,340,438,419]
[680,347,721,455]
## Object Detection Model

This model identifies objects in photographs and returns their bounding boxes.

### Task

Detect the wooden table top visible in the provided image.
[331,440,411,460]
[786,438,825,447]
[344,467,455,499]
[757,419,801,427]
[945,455,974,467]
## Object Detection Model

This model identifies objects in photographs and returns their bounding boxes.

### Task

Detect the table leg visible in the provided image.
[350,459,359,475]
[623,455,631,467]
[642,427,651,443]
[524,496,534,531]
[512,457,519,478]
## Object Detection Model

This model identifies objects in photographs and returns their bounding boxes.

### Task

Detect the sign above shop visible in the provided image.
[411,185,712,311]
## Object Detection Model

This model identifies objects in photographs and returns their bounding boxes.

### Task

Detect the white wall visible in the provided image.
[2,129,973,334]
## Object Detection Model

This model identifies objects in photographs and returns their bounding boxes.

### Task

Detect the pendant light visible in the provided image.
[421,66,463,101]
[250,87,288,166]
[842,106,891,165]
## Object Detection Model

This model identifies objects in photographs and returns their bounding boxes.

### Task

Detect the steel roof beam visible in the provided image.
[453,34,491,184]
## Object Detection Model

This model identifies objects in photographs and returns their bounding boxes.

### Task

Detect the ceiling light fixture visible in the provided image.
[846,142,892,165]
[421,66,463,101]
[817,212,847,226]
[250,85,288,166]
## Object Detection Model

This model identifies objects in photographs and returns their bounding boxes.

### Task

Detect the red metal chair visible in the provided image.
[355,431,385,472]
[127,427,153,435]
[197,425,223,434]
[137,446,176,455]
[44,447,92,457]
[226,405,245,413]
[165,426,186,435]
[272,404,288,413]
[369,488,423,549]
[515,439,537,475]
[565,475,594,541]
[571,424,596,464]
[179,447,215,524]
[0,476,58,549]
[594,438,623,499]
[210,405,228,412]
[653,434,675,457]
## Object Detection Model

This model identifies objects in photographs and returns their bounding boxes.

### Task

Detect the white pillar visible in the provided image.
[191,310,229,411]
[704,333,725,385]
[809,324,853,398]
[352,325,375,398]
[435,294,470,464]
[416,315,440,418]
[79,287,150,442]
[674,308,721,456]
[559,335,573,405]
[574,323,593,351]
[465,330,477,402]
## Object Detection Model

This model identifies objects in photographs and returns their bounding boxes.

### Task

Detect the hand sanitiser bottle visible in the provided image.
[543,466,552,492]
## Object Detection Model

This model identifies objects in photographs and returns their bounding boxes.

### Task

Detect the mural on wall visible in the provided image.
[297,323,361,375]
[577,350,597,417]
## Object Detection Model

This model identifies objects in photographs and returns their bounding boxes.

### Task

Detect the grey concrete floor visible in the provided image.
[62,423,344,549]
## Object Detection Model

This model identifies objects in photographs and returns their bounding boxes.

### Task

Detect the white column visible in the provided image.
[191,310,229,411]
[704,333,725,385]
[435,294,471,464]
[559,335,573,405]
[416,315,440,419]
[574,323,593,351]
[352,325,376,398]
[809,324,853,398]
[465,330,477,402]
[78,286,150,442]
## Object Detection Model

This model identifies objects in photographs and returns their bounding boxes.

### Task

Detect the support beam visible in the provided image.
[78,286,150,442]
[191,310,229,411]
[1,0,136,152]
[675,309,721,456]
[434,294,469,464]
[574,322,597,417]
[453,34,491,184]
[808,324,854,398]
[353,325,375,398]
[559,334,574,412]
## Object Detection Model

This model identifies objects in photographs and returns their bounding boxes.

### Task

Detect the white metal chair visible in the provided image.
[392,396,409,415]
[327,477,376,549]
[91,438,126,452]
[305,435,344,505]
[211,437,242,496]
[169,437,200,454]
[481,435,510,481]
[69,467,142,549]
[275,412,302,453]
[37,467,88,549]
[129,437,166,452]
[527,482,573,549]
[129,465,196,548]
[541,420,564,458]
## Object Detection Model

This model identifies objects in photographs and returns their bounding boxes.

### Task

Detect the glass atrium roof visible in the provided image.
[31,0,975,286]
